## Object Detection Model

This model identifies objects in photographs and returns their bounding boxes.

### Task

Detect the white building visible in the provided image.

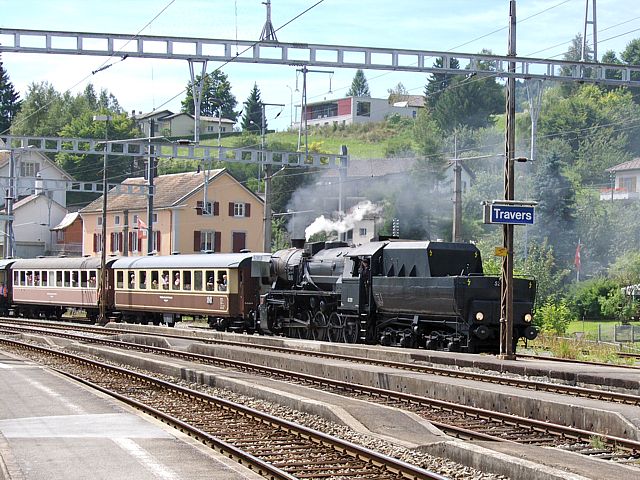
[294,95,423,129]
[0,149,72,209]
[601,158,640,201]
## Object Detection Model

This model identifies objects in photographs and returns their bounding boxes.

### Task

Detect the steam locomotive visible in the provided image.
[0,239,537,353]
[257,240,537,353]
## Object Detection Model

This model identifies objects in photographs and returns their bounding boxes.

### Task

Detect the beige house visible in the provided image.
[79,169,264,256]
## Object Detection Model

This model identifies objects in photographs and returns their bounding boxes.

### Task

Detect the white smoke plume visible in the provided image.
[305,200,383,240]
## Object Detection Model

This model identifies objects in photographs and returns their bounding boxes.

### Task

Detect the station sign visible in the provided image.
[483,201,536,225]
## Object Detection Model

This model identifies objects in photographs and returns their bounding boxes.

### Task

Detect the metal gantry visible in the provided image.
[2,28,640,86]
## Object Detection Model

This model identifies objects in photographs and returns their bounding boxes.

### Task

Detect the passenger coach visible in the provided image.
[111,253,271,327]
[10,257,118,321]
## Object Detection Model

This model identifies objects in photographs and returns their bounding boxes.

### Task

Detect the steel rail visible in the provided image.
[0,336,447,480]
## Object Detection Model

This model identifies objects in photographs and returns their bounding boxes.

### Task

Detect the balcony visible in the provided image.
[599,187,640,201]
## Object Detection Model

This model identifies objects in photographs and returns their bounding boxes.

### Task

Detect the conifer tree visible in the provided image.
[346,69,370,97]
[0,57,21,133]
[241,83,265,133]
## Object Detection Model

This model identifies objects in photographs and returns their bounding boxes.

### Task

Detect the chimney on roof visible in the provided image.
[34,172,44,195]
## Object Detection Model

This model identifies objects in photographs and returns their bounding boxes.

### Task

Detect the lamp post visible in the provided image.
[94,114,112,325]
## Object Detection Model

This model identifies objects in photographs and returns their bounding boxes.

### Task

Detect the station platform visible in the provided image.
[0,351,263,480]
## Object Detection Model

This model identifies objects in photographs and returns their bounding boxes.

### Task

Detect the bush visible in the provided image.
[537,300,574,335]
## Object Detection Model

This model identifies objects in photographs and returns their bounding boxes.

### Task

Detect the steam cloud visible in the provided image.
[305,200,383,240]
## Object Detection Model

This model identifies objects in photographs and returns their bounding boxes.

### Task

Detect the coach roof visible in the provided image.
[112,253,257,270]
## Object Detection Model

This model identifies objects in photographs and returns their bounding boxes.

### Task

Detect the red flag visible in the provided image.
[137,217,147,241]
[574,242,582,271]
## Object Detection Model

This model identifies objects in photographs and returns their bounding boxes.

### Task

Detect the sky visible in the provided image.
[1,0,640,132]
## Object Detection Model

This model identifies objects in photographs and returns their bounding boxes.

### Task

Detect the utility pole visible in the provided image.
[582,0,598,62]
[296,66,333,157]
[260,101,284,252]
[94,114,112,325]
[500,1,517,360]
[147,118,155,254]
[4,149,16,258]
[452,133,462,243]
[259,0,278,42]
[188,60,208,144]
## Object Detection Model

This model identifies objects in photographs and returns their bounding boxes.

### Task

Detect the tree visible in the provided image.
[346,69,370,97]
[57,111,141,182]
[429,75,503,132]
[387,82,409,104]
[412,109,446,188]
[0,58,21,134]
[181,70,238,120]
[11,81,123,137]
[241,83,265,133]
[530,148,577,267]
[424,57,460,109]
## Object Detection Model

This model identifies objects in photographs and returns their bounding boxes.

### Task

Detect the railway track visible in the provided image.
[2,322,640,468]
[1,318,638,406]
[0,337,446,480]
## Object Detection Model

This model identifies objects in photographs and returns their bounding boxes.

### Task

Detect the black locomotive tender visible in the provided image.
[0,240,537,353]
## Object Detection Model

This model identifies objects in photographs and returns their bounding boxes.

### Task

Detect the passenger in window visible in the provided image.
[206,276,214,291]
[218,274,227,291]
[162,273,169,289]
[129,273,135,288]
[151,279,158,289]
[34,274,40,286]
[89,276,96,287]
[174,272,180,287]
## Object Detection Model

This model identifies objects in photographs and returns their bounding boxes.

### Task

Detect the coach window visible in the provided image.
[72,272,79,287]
[139,271,147,289]
[26,271,33,286]
[172,270,180,290]
[193,271,203,291]
[151,271,159,289]
[56,271,62,287]
[41,271,48,287]
[162,270,170,289]
[183,271,192,290]
[34,272,41,286]
[128,271,135,288]
[64,271,71,287]
[80,271,88,288]
[116,271,124,289]
[17,271,23,286]
[205,270,215,291]
[217,270,227,292]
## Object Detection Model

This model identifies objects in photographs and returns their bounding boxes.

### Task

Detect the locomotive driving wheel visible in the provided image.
[310,311,328,341]
[327,312,344,343]
[343,317,359,344]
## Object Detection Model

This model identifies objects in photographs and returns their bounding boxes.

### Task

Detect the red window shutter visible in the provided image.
[214,232,221,252]
[155,231,161,253]
[93,234,97,253]
[118,232,123,251]
[196,200,203,216]
[228,202,234,216]
[213,201,219,216]
[138,235,142,253]
[245,203,251,217]
[110,232,115,252]
[194,231,201,252]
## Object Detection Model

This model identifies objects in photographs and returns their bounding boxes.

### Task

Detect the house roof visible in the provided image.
[607,158,640,172]
[51,211,80,231]
[0,150,75,180]
[80,169,263,214]
[391,95,426,108]
[1,193,66,214]
[133,109,173,121]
